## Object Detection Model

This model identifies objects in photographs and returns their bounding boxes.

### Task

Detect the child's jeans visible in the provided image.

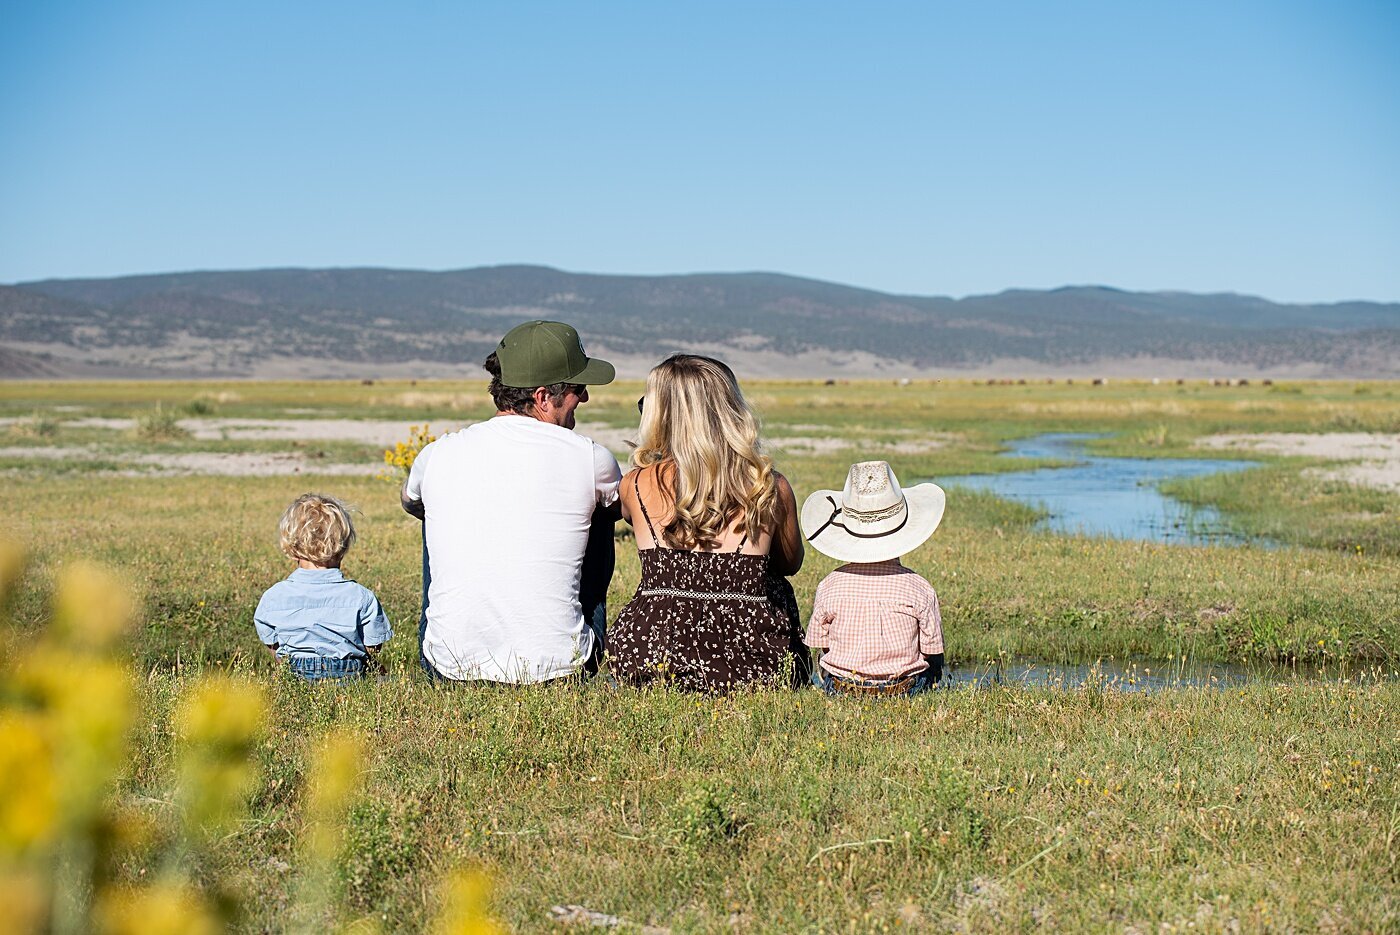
[288,655,366,682]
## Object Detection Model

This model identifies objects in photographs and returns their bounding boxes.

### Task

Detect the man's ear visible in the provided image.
[531,386,552,412]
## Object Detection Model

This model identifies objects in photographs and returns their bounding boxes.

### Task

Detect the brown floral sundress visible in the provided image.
[609,472,807,692]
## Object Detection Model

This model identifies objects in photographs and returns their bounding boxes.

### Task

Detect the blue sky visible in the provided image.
[1,0,1397,301]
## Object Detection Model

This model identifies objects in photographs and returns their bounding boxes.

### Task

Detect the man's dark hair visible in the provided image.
[483,352,579,415]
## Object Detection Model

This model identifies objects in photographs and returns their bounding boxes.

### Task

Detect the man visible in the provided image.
[401,320,622,683]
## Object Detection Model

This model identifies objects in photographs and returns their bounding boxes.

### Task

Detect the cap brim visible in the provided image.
[800,482,946,563]
[568,356,616,386]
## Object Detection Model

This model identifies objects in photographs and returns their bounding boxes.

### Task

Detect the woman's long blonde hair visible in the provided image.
[632,355,777,550]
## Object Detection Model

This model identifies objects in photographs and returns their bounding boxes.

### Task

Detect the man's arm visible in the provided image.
[400,441,435,519]
[401,476,425,520]
[596,498,622,523]
[590,443,624,522]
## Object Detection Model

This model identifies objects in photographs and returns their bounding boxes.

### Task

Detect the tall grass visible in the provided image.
[131,406,190,442]
[6,411,58,439]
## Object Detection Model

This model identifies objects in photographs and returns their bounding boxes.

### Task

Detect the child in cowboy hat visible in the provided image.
[799,461,947,697]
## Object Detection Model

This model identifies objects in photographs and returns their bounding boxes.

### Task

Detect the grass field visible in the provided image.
[1,378,1397,932]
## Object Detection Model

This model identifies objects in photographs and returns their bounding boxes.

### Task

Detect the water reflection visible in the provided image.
[941,433,1262,546]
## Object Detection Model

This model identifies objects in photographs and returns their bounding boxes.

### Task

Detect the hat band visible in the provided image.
[806,495,909,542]
[842,499,905,523]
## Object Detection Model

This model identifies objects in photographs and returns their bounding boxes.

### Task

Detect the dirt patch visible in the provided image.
[0,445,378,477]
[0,446,95,460]
[0,416,642,476]
[768,434,952,455]
[573,422,638,454]
[1197,432,1400,493]
[2,416,939,473]
[58,415,642,455]
[64,417,457,446]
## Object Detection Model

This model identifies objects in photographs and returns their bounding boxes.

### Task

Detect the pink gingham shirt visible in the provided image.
[804,559,943,680]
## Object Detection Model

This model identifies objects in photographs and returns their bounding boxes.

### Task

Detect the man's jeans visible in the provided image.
[418,508,615,683]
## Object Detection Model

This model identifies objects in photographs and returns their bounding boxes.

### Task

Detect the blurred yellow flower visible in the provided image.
[305,729,364,859]
[177,676,268,749]
[96,882,219,935]
[52,562,133,650]
[0,538,24,605]
[432,869,504,935]
[0,870,46,935]
[0,713,55,854]
[176,676,268,836]
[16,651,135,825]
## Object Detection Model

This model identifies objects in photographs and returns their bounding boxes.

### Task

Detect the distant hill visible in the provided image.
[3,266,1397,378]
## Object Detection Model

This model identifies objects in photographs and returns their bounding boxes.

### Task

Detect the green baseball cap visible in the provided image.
[496,320,616,388]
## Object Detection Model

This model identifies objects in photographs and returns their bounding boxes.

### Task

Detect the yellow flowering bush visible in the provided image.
[0,541,503,934]
[0,553,145,934]
[380,423,436,482]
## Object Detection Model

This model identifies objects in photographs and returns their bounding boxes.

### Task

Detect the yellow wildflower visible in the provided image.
[0,713,55,854]
[379,424,437,482]
[432,869,504,935]
[96,882,219,935]
[0,538,24,604]
[304,729,364,860]
[0,871,46,935]
[17,651,134,826]
[176,676,268,836]
[51,562,133,651]
[176,675,268,749]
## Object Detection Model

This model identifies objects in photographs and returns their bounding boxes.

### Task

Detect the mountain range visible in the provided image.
[2,265,1397,379]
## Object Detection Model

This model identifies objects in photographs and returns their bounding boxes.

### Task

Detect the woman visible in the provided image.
[609,354,807,692]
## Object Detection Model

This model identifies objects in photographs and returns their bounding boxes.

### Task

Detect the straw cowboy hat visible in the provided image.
[800,461,946,563]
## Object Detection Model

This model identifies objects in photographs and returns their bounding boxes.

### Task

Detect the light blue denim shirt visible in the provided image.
[253,567,392,660]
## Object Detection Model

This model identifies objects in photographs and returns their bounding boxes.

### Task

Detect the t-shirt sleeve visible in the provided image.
[804,577,835,648]
[253,589,279,646]
[918,584,944,656]
[360,589,393,647]
[592,442,623,507]
[403,439,436,503]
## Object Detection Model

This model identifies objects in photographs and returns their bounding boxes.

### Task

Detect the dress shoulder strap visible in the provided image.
[633,467,661,544]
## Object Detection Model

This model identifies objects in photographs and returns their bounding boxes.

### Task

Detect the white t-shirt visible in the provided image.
[404,416,622,682]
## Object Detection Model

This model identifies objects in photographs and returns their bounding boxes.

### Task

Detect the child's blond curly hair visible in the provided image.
[278,493,356,566]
